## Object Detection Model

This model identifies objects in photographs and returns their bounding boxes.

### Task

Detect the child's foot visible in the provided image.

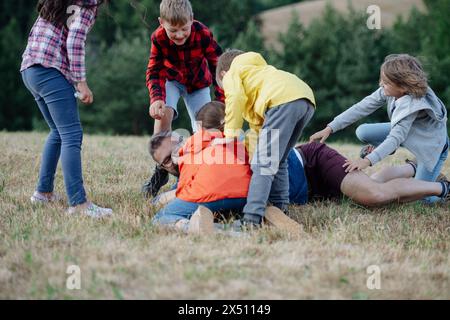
[405,158,447,181]
[67,202,113,218]
[264,206,302,237]
[30,191,63,204]
[141,165,169,198]
[188,206,215,235]
[241,213,262,230]
[439,179,450,201]
[360,145,375,159]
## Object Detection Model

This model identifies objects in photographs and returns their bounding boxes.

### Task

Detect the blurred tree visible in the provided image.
[231,19,266,54]
[1,0,448,137]
[0,19,35,131]
[389,0,450,107]
[82,32,152,135]
[271,5,392,141]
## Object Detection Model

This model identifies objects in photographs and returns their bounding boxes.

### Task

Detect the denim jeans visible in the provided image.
[21,65,87,206]
[165,80,211,132]
[152,197,247,226]
[356,122,449,203]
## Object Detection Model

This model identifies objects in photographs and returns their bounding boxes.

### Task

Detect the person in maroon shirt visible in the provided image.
[143,0,224,197]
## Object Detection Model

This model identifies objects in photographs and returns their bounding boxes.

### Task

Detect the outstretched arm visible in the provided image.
[327,87,387,133]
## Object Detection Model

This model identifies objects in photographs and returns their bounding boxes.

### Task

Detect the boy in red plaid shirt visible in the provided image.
[143,0,224,198]
[146,0,224,133]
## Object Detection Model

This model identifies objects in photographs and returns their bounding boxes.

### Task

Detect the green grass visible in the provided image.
[0,132,449,299]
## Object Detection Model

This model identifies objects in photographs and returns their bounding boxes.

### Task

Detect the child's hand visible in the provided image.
[149,100,166,120]
[343,158,371,173]
[76,81,93,104]
[212,137,235,146]
[309,126,333,143]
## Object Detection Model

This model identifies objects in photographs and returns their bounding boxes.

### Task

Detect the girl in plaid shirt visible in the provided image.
[21,0,112,217]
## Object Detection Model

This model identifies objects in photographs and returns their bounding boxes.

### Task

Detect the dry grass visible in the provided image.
[0,132,449,299]
[258,0,426,48]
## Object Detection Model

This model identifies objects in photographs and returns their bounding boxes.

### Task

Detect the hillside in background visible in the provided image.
[259,0,426,47]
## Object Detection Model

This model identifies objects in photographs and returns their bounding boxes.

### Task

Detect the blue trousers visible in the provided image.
[165,80,211,132]
[152,197,247,225]
[21,65,87,206]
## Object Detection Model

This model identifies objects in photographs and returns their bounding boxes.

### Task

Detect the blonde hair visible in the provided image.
[160,0,193,25]
[381,54,428,98]
[216,49,245,83]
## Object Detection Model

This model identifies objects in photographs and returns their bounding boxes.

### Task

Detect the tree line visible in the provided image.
[1,0,448,141]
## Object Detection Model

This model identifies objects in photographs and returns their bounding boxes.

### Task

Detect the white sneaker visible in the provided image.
[67,202,113,218]
[188,206,215,235]
[30,191,63,204]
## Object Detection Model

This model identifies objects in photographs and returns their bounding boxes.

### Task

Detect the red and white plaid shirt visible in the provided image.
[20,0,98,83]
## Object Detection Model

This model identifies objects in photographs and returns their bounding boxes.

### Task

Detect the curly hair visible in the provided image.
[381,54,428,98]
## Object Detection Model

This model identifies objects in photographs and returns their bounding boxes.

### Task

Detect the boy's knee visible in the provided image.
[355,124,370,143]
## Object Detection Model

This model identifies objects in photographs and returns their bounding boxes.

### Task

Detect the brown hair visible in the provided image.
[216,49,244,83]
[380,54,428,98]
[196,102,226,131]
[160,0,193,25]
[148,130,172,157]
[37,0,106,27]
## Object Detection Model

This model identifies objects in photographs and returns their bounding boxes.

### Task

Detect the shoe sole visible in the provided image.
[264,206,302,237]
[188,206,215,235]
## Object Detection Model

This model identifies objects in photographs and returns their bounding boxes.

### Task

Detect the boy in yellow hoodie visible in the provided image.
[215,49,316,227]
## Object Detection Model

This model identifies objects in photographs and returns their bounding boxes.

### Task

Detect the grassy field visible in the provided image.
[0,132,449,299]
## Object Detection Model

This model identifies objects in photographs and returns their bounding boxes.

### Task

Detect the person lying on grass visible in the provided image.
[150,104,450,211]
[287,142,450,206]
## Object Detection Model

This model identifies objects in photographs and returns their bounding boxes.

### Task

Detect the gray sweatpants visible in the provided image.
[243,98,315,220]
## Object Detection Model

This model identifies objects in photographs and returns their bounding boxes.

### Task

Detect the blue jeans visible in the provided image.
[152,197,247,226]
[165,80,211,132]
[356,122,449,203]
[21,65,86,206]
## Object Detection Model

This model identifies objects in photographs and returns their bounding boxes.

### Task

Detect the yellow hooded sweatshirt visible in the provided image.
[223,52,316,141]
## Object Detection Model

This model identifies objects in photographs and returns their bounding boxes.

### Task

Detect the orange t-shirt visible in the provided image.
[176,129,251,203]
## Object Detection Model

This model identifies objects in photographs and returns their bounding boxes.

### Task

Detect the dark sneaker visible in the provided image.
[360,145,375,159]
[141,165,169,198]
[241,213,262,230]
[439,179,450,202]
[405,158,447,181]
[405,158,418,177]
[437,173,448,182]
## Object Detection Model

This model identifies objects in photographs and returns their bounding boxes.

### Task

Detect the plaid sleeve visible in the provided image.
[146,33,167,104]
[202,27,225,102]
[66,6,96,82]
